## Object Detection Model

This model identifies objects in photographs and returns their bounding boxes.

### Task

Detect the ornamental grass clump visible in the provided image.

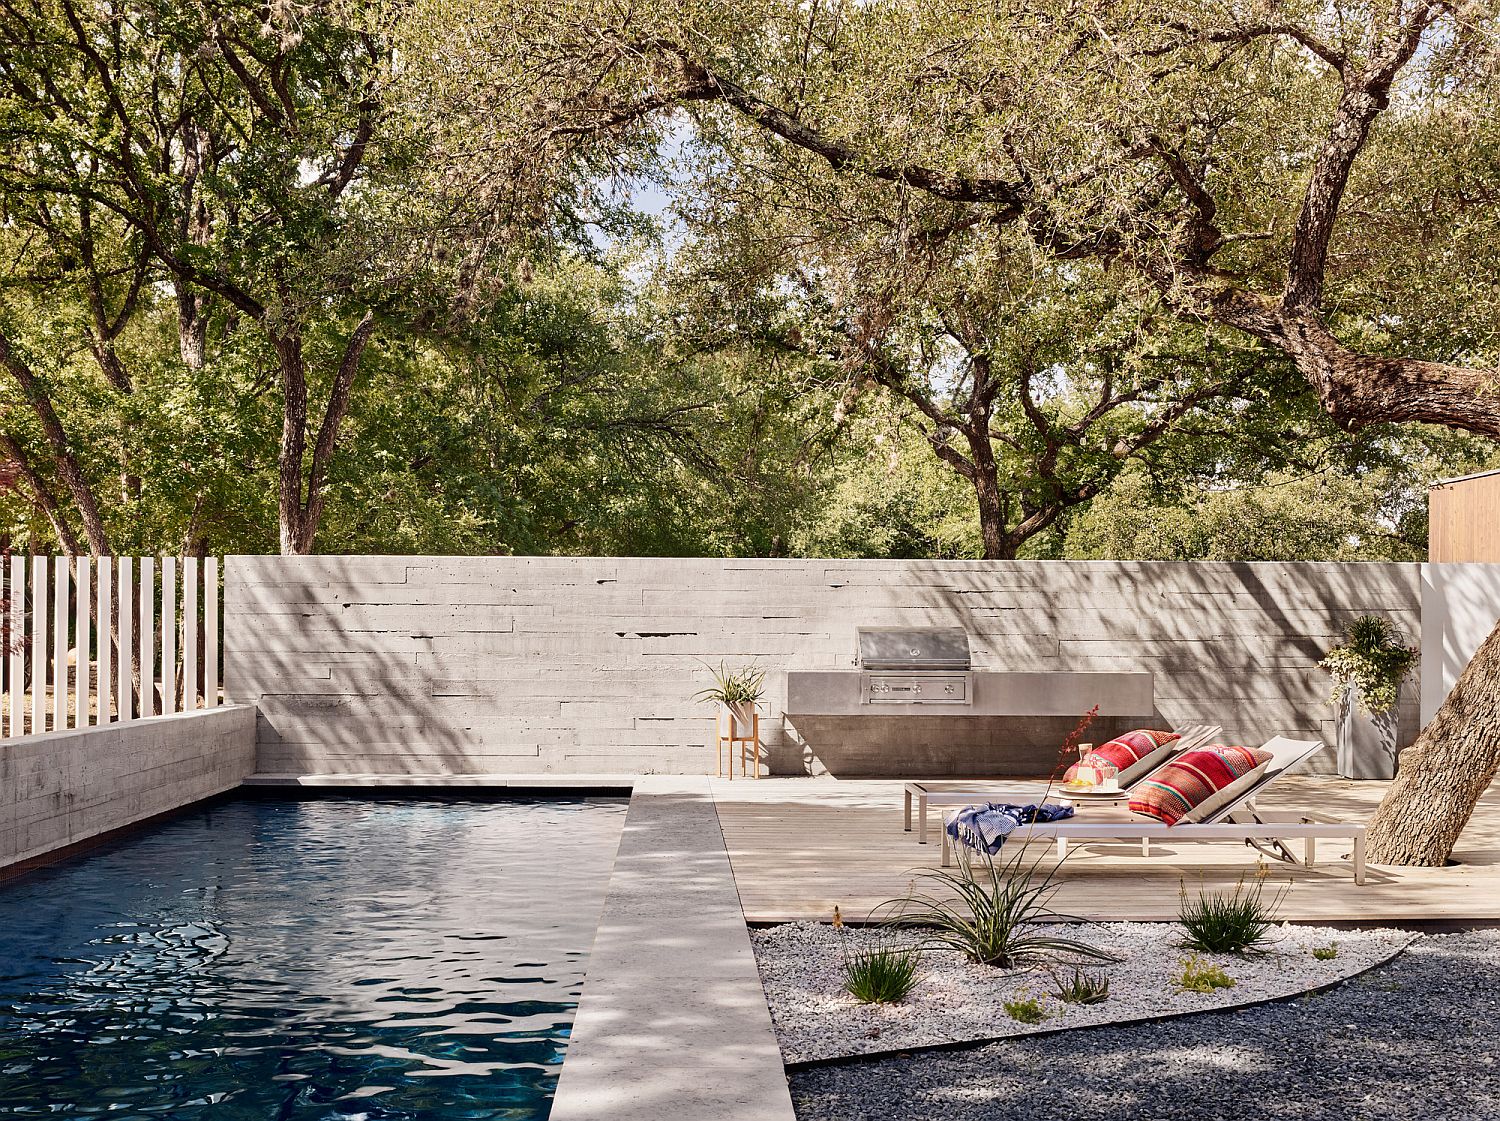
[1178,865,1287,955]
[832,906,921,1004]
[1175,955,1235,993]
[886,847,1116,970]
[842,947,922,1004]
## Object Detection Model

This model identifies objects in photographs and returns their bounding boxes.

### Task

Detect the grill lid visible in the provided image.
[856,627,971,671]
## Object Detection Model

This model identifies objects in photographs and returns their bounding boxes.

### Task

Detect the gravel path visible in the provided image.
[790,929,1500,1121]
[754,921,1413,1063]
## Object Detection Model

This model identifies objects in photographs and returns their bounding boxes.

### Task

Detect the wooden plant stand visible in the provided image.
[715,710,762,779]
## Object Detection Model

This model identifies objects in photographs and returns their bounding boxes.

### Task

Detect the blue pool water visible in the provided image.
[0,794,626,1119]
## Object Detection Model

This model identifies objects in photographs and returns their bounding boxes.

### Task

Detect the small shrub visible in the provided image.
[1051,967,1110,1005]
[888,847,1117,970]
[1313,942,1340,961]
[1003,990,1051,1023]
[843,947,921,1004]
[1176,955,1236,993]
[1178,866,1286,954]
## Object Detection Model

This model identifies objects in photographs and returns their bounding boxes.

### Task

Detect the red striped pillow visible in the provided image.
[1064,729,1180,782]
[1129,745,1272,826]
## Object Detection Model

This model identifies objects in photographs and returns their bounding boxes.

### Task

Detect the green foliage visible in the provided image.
[694,661,767,706]
[1320,616,1419,717]
[1175,956,1236,994]
[6,0,1500,564]
[1050,968,1111,1006]
[1313,943,1340,961]
[1062,455,1469,564]
[1178,870,1286,955]
[1002,991,1051,1024]
[889,848,1116,970]
[842,947,922,1005]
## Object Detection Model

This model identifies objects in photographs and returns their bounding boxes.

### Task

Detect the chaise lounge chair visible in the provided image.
[903,724,1223,844]
[939,737,1369,885]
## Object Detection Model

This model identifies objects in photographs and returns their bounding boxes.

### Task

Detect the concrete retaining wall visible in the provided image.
[225,557,1421,776]
[0,705,257,870]
[1420,563,1500,722]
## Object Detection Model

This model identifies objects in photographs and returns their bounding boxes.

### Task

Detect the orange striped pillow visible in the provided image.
[1063,729,1180,782]
[1129,745,1272,826]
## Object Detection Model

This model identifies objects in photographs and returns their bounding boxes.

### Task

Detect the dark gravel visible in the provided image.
[790,930,1500,1121]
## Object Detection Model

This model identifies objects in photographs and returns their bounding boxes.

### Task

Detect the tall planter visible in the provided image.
[1335,684,1400,781]
[721,700,756,738]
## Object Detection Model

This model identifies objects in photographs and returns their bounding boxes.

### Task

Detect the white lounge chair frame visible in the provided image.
[903,724,1222,844]
[939,737,1368,885]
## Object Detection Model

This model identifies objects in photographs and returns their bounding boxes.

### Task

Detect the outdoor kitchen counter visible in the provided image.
[782,670,1153,716]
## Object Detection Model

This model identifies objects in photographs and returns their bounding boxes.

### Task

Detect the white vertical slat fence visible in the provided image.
[0,555,223,737]
[30,559,45,734]
[7,554,23,738]
[117,556,133,725]
[138,556,154,720]
[51,560,66,730]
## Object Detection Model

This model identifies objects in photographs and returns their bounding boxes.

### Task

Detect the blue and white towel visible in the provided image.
[946,802,1076,855]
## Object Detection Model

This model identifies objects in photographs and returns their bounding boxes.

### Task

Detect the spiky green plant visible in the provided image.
[693,660,766,705]
[1178,866,1286,955]
[1050,967,1111,1005]
[887,846,1117,970]
[842,947,922,1004]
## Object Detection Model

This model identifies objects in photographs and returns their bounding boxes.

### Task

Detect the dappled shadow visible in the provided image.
[786,561,1419,777]
[709,775,1500,924]
[223,558,1422,782]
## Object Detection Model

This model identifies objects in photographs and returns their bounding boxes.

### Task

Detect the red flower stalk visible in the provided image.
[1051,704,1101,781]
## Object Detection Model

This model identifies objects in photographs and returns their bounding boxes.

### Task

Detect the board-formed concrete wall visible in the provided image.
[225,557,1421,777]
[0,705,257,870]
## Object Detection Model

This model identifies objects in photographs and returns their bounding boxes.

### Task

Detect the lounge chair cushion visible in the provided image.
[1129,745,1273,826]
[1064,729,1181,787]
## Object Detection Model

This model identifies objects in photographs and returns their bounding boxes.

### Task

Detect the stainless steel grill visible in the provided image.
[856,627,972,706]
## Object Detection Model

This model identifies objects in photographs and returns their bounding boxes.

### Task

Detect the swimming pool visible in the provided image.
[0,793,627,1119]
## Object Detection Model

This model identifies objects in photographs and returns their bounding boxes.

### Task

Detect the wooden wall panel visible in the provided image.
[1430,471,1500,562]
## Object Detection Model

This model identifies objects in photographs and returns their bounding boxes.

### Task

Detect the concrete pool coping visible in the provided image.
[549,775,796,1121]
[243,772,638,790]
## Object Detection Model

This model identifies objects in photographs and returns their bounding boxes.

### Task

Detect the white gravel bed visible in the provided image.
[751,921,1417,1064]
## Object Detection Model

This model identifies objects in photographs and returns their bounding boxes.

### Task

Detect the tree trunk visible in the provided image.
[272,313,376,555]
[0,332,110,557]
[971,467,1015,560]
[1366,616,1500,865]
[0,432,82,554]
[274,327,313,555]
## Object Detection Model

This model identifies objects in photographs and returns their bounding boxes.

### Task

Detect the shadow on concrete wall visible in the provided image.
[226,557,1420,779]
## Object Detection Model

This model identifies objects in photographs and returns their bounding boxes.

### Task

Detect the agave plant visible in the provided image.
[884,846,1117,970]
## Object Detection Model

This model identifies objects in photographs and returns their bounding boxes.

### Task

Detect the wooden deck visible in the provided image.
[711,775,1500,924]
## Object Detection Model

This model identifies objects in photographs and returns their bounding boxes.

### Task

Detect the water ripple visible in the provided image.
[0,796,625,1119]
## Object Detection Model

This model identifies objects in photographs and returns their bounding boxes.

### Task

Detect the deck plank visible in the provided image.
[711,776,1500,924]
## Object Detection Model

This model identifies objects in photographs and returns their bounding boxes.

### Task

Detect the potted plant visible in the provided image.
[695,660,766,738]
[1319,615,1418,780]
